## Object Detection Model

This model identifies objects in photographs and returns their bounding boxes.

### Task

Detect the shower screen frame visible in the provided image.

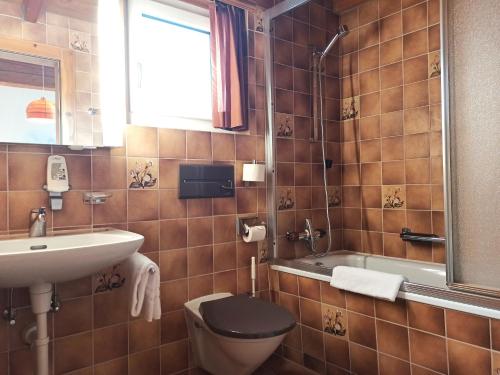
[441,0,500,298]
[262,0,314,259]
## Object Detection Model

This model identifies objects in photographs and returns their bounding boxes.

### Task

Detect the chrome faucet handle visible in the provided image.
[305,219,314,236]
[29,207,47,237]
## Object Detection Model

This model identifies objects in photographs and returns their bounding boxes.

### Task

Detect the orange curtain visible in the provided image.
[209,1,248,130]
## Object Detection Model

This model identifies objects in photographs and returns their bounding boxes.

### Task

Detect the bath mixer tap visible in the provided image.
[29,207,47,237]
[286,219,325,253]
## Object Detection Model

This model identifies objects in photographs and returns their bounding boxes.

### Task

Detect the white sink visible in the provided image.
[0,229,144,288]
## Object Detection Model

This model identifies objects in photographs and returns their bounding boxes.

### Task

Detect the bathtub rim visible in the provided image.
[270,258,500,320]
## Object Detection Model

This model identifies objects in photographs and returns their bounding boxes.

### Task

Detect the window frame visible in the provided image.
[128,0,221,132]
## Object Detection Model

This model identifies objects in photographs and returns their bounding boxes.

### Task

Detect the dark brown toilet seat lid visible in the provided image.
[199,294,296,339]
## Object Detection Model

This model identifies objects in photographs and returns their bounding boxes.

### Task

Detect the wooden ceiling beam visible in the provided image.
[23,0,46,23]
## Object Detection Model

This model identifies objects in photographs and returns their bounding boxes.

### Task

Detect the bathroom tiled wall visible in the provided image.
[269,269,500,375]
[272,0,344,259]
[0,123,270,374]
[0,2,270,373]
[337,0,445,263]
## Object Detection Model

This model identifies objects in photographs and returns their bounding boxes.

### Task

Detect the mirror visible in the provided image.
[0,0,126,148]
[0,51,59,144]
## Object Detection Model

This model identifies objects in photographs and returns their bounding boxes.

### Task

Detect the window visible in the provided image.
[128,0,213,131]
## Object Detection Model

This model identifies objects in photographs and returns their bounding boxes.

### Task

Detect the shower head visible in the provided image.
[320,24,349,60]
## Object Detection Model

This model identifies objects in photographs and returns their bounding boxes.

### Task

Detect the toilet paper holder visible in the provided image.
[237,215,266,236]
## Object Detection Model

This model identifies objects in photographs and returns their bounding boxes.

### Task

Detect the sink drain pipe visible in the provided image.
[29,283,52,375]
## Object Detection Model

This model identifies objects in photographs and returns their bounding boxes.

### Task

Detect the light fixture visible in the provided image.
[26,97,55,122]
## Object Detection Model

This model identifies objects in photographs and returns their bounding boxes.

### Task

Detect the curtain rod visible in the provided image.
[181,0,261,14]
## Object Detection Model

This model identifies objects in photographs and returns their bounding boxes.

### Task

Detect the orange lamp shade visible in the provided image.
[26,97,55,121]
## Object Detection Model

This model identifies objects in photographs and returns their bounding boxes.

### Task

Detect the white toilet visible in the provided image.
[185,293,296,375]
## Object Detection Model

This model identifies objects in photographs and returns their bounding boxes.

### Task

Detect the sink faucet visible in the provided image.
[29,207,47,237]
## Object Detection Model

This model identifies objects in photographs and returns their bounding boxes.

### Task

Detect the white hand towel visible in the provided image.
[330,266,404,302]
[123,253,161,321]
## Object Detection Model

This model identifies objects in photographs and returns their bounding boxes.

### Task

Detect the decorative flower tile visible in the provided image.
[383,185,406,209]
[429,51,441,78]
[94,265,125,293]
[341,96,360,120]
[328,186,341,207]
[255,11,264,32]
[129,159,158,189]
[275,112,294,137]
[70,30,91,53]
[322,304,347,337]
[277,187,295,210]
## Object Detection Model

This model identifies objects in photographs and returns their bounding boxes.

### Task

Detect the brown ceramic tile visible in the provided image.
[94,324,128,363]
[359,45,379,72]
[383,209,406,233]
[128,189,159,222]
[404,80,429,109]
[405,133,429,158]
[404,55,428,84]
[300,298,322,330]
[94,357,128,375]
[348,311,377,349]
[402,2,427,34]
[160,340,188,374]
[409,329,447,373]
[160,218,187,250]
[160,279,188,312]
[8,153,47,191]
[382,136,404,161]
[359,115,380,140]
[380,12,402,43]
[186,131,211,159]
[404,106,430,134]
[349,343,378,375]
[382,161,404,184]
[381,111,403,137]
[321,283,346,307]
[128,220,159,253]
[361,186,382,208]
[376,320,409,360]
[325,334,350,370]
[492,319,500,351]
[428,24,440,52]
[188,245,213,276]
[381,86,404,113]
[379,353,411,375]
[189,274,214,299]
[403,29,427,59]
[279,272,298,295]
[380,62,403,90]
[8,191,51,231]
[212,133,235,161]
[187,217,213,247]
[301,325,325,361]
[359,21,379,49]
[407,301,445,335]
[160,248,187,281]
[346,292,374,316]
[161,309,187,344]
[360,92,380,117]
[359,69,380,95]
[448,340,491,375]
[127,126,158,157]
[53,191,91,228]
[380,37,403,66]
[92,156,127,189]
[446,310,490,348]
[158,129,186,159]
[362,209,382,231]
[298,277,321,301]
[54,332,92,374]
[405,158,430,184]
[375,298,407,325]
[93,287,129,328]
[236,187,258,213]
[54,296,92,338]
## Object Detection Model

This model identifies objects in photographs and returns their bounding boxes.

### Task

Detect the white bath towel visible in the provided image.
[330,266,404,302]
[123,253,161,321]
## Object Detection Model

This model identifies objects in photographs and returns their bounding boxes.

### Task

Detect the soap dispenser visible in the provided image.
[44,155,69,210]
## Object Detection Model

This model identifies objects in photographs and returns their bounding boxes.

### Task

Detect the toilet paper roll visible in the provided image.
[242,225,266,243]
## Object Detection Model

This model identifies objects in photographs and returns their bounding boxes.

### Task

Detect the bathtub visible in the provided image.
[271,251,500,319]
[296,251,446,289]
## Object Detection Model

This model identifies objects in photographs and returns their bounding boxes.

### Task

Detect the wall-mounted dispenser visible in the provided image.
[43,155,69,210]
[242,161,265,183]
